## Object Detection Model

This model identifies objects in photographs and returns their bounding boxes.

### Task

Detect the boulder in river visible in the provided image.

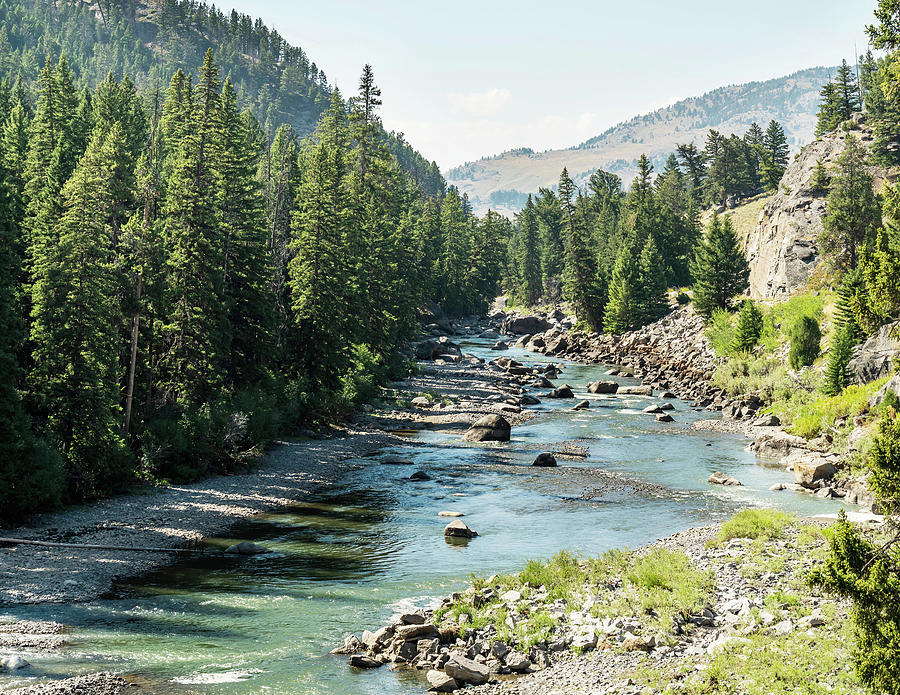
[330,635,364,655]
[708,471,742,486]
[444,519,478,538]
[349,654,381,669]
[415,337,462,361]
[571,400,590,411]
[531,376,554,388]
[504,315,551,335]
[426,669,459,692]
[409,471,432,481]
[479,329,500,339]
[491,340,509,351]
[520,394,541,405]
[411,396,431,408]
[587,380,618,394]
[438,510,464,517]
[656,413,674,423]
[544,385,574,398]
[617,385,652,396]
[224,541,271,555]
[532,453,558,467]
[1,656,29,670]
[462,414,511,442]
[642,404,663,414]
[793,456,837,488]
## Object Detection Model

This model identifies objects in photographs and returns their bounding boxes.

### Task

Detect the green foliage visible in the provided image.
[731,299,763,353]
[706,308,737,357]
[812,409,900,694]
[788,315,821,370]
[823,324,857,397]
[711,356,795,402]
[810,158,830,195]
[816,61,861,136]
[603,241,640,334]
[691,213,750,316]
[771,378,888,440]
[717,509,794,542]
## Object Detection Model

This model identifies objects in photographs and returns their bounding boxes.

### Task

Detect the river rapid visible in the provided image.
[2,340,848,694]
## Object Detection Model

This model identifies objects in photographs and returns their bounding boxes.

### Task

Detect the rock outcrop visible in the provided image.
[849,321,899,384]
[743,116,888,299]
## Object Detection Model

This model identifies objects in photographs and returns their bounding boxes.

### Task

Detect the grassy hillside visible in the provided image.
[448,67,835,215]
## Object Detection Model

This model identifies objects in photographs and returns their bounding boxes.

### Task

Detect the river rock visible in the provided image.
[395,623,439,640]
[505,650,531,671]
[479,329,500,339]
[445,653,490,684]
[617,385,653,396]
[504,315,550,335]
[491,340,509,351]
[708,471,742,486]
[571,400,590,411]
[532,453,558,467]
[410,471,432,481]
[659,391,676,398]
[331,634,364,654]
[849,321,899,383]
[463,414,511,442]
[642,404,663,414]
[415,337,462,361]
[426,669,459,692]
[793,456,837,487]
[1,656,29,670]
[532,376,554,388]
[544,385,574,398]
[400,613,426,625]
[656,413,674,422]
[659,402,675,410]
[587,380,618,394]
[411,396,431,408]
[349,654,382,669]
[520,394,541,405]
[224,541,270,555]
[438,510,464,517]
[444,519,478,538]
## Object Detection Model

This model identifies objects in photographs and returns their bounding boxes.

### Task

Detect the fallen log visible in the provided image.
[0,537,204,553]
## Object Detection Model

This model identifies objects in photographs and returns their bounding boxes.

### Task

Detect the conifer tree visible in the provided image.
[604,240,640,334]
[810,158,830,195]
[534,187,564,297]
[820,135,881,273]
[690,213,749,316]
[158,49,227,405]
[519,194,542,306]
[559,168,601,329]
[636,234,668,325]
[29,125,129,500]
[731,299,763,353]
[823,324,856,396]
[760,120,789,189]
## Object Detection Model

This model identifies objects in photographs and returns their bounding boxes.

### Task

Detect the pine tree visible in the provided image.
[834,60,862,119]
[534,188,564,298]
[810,158,830,195]
[559,168,601,329]
[690,213,749,316]
[636,234,668,326]
[731,299,763,353]
[288,92,352,389]
[519,194,542,306]
[823,324,856,396]
[816,81,841,136]
[820,135,881,274]
[158,49,227,405]
[760,120,789,190]
[604,240,640,334]
[29,125,130,500]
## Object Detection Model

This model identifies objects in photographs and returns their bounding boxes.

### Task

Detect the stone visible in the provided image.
[503,315,551,335]
[656,413,674,423]
[491,340,509,351]
[659,402,675,410]
[793,456,836,488]
[532,452,558,467]
[642,404,663,414]
[708,471,742,486]
[331,634,364,654]
[444,519,478,538]
[869,374,900,409]
[224,541,270,555]
[490,642,510,659]
[500,590,522,602]
[445,653,490,684]
[531,376,554,388]
[769,483,786,491]
[623,635,654,652]
[426,669,458,692]
[659,391,676,398]
[400,613,426,625]
[410,471,432,481]
[616,385,653,396]
[587,380,618,394]
[395,623,439,641]
[504,650,531,671]
[849,322,899,383]
[772,619,794,636]
[799,614,826,627]
[544,385,575,398]
[520,394,541,405]
[462,414,511,442]
[438,511,464,517]
[752,414,781,427]
[415,338,462,361]
[571,399,590,411]
[570,633,597,651]
[411,396,432,408]
[479,330,500,339]
[1,656,30,670]
[349,654,382,669]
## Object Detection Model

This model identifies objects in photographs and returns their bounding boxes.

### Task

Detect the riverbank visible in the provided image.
[342,510,880,695]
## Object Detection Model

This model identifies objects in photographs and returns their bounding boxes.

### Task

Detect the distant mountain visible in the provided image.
[447,66,837,215]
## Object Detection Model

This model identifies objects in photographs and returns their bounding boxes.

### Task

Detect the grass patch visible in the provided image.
[711,356,797,400]
[717,509,795,542]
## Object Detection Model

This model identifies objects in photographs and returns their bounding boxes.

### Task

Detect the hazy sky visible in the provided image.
[224,0,874,171]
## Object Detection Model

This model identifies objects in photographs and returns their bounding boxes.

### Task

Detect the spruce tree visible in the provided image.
[690,213,749,316]
[760,120,789,190]
[29,125,129,500]
[636,234,668,325]
[823,324,856,396]
[604,240,640,334]
[820,135,881,274]
[731,299,763,353]
[810,158,830,195]
[158,49,227,405]
[559,168,601,329]
[519,194,542,306]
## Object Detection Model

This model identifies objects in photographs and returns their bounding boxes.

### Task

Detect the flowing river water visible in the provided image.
[3,340,848,694]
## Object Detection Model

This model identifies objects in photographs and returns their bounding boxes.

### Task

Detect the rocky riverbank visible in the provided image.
[338,512,879,694]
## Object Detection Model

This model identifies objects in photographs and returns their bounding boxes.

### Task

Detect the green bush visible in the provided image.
[676,291,691,305]
[339,344,386,407]
[771,378,887,440]
[788,315,821,369]
[718,509,794,542]
[0,438,65,524]
[732,299,763,353]
[758,292,826,354]
[823,324,856,396]
[706,308,737,357]
[711,356,794,401]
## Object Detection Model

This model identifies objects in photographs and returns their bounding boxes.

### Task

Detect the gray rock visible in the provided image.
[491,340,509,351]
[656,413,674,423]
[504,650,531,671]
[571,399,590,411]
[616,385,653,396]
[445,653,490,684]
[395,623,439,640]
[503,315,551,335]
[426,669,459,692]
[544,384,575,398]
[1,656,29,670]
[708,471,742,486]
[587,380,618,394]
[869,373,900,409]
[400,613,426,625]
[850,322,899,384]
[330,634,364,654]
[444,519,478,538]
[349,654,382,669]
[224,541,270,555]
[438,510,465,517]
[411,396,432,408]
[793,456,836,487]
[410,471,432,481]
[752,414,781,427]
[642,404,663,414]
[479,329,500,339]
[532,453,558,467]
[463,414,511,442]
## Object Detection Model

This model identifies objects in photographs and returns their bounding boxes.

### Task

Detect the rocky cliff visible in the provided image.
[743,116,890,299]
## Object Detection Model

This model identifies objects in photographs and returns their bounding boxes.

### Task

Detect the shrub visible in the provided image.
[0,438,65,523]
[711,356,794,401]
[339,343,386,407]
[788,315,821,369]
[676,291,690,305]
[771,378,887,440]
[706,308,737,357]
[823,324,856,396]
[731,299,763,353]
[718,509,794,542]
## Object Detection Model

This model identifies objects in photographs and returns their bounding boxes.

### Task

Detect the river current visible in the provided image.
[2,340,847,694]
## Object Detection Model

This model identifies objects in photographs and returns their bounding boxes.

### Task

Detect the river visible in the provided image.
[1,340,847,694]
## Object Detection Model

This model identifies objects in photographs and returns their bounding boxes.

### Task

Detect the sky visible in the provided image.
[224,0,874,171]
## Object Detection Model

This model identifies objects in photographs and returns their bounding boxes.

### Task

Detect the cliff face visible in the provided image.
[743,116,887,299]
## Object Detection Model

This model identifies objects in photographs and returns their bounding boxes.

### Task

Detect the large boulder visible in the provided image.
[426,670,458,692]
[444,519,478,538]
[616,385,653,396]
[870,374,900,409]
[444,654,490,684]
[849,322,900,384]
[709,471,742,486]
[544,385,574,399]
[504,315,551,335]
[587,380,618,394]
[463,414,511,442]
[532,452,558,467]
[793,455,837,488]
[415,337,462,361]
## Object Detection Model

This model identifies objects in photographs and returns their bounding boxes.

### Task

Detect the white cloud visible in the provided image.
[448,88,512,118]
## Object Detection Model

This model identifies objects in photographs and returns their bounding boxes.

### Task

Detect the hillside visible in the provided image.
[448,66,836,215]
[0,0,444,195]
